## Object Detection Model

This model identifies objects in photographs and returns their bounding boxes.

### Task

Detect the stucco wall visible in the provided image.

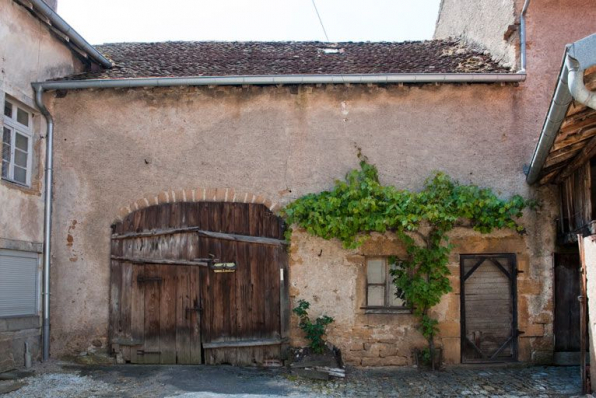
[0,0,83,372]
[0,0,83,245]
[434,0,517,68]
[46,83,556,364]
[42,0,596,366]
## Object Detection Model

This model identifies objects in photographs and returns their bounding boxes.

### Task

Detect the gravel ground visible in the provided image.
[0,360,586,397]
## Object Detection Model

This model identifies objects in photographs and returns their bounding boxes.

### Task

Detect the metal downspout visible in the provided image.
[525,62,572,184]
[34,86,53,361]
[519,0,531,73]
[567,56,596,110]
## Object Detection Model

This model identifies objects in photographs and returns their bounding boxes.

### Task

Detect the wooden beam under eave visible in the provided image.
[560,110,596,137]
[539,170,561,185]
[552,126,596,152]
[554,135,596,184]
[543,147,583,169]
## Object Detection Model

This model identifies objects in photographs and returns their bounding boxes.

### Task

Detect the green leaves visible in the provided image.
[283,161,533,350]
[293,300,334,354]
[283,164,531,249]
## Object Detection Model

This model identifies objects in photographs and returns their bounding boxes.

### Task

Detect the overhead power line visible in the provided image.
[311,0,330,42]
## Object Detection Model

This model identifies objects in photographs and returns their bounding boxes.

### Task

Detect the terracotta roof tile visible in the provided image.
[64,40,511,80]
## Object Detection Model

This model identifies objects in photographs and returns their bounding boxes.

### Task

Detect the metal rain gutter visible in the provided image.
[519,0,531,73]
[23,0,112,69]
[32,72,526,91]
[526,33,596,185]
[34,86,54,362]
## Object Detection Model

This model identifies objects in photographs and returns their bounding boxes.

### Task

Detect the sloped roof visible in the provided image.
[534,66,596,185]
[14,0,111,68]
[61,40,510,80]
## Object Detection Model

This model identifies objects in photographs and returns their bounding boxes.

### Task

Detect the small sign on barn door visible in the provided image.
[210,262,237,273]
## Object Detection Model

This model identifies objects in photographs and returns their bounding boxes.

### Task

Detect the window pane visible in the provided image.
[367,286,385,306]
[367,259,385,284]
[389,283,406,307]
[14,150,27,168]
[2,127,10,144]
[16,108,29,126]
[388,260,407,307]
[13,166,26,184]
[2,128,11,164]
[1,160,8,178]
[4,101,12,118]
[15,133,28,151]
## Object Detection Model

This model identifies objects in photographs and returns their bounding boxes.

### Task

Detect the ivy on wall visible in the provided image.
[282,156,534,367]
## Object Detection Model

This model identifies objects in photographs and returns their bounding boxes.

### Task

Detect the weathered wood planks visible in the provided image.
[109,202,287,365]
[460,255,517,363]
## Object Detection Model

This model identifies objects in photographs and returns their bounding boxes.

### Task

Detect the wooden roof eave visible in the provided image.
[535,67,596,185]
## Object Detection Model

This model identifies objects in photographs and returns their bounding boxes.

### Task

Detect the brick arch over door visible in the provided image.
[112,188,282,224]
[109,201,290,365]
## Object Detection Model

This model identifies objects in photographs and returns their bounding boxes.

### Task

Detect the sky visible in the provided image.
[57,0,442,45]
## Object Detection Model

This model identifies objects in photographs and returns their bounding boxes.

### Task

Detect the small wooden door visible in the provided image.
[109,263,202,364]
[554,253,581,353]
[139,264,202,364]
[109,202,288,365]
[461,254,518,363]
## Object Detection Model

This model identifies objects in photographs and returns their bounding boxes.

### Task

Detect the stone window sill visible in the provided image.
[1,177,39,195]
[361,307,412,315]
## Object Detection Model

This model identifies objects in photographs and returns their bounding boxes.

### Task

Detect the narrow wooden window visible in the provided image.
[365,257,407,310]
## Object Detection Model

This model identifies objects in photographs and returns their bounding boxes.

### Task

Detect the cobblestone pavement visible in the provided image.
[0,361,584,397]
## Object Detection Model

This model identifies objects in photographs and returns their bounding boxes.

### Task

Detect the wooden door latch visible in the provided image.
[136,350,161,355]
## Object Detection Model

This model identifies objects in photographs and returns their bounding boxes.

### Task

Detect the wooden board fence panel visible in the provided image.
[109,202,287,365]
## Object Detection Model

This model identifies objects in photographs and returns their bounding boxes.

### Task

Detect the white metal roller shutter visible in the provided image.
[0,249,39,317]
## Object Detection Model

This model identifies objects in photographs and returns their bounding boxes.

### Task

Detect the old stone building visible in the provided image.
[1,0,595,370]
[525,31,596,391]
[0,0,109,371]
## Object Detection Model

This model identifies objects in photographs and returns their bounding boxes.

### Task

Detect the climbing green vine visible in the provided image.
[282,157,534,368]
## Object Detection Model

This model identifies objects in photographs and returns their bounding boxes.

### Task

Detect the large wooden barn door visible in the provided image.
[109,202,287,365]
[460,254,518,363]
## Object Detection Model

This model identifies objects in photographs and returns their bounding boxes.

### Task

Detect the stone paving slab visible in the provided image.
[0,361,585,397]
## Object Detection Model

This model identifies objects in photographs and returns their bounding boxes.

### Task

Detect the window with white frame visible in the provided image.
[2,99,33,186]
[365,257,408,309]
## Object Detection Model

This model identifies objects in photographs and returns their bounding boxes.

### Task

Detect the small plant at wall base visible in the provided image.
[283,157,534,369]
[293,299,335,354]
